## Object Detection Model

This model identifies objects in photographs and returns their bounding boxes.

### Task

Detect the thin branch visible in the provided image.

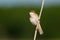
[34,27,37,40]
[33,0,45,40]
[39,0,45,19]
[34,24,38,40]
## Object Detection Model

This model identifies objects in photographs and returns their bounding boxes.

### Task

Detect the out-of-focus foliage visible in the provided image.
[0,6,60,40]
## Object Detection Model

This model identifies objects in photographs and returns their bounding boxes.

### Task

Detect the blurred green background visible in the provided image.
[0,0,60,40]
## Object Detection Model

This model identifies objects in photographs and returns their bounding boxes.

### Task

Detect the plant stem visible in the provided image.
[34,0,45,40]
[39,0,45,19]
[34,25,38,40]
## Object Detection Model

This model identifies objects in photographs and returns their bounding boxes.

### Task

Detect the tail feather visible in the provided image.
[38,23,43,35]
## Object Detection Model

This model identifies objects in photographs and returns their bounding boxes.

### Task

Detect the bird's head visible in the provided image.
[29,10,35,17]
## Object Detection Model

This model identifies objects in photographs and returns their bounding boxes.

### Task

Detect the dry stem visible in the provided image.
[39,0,45,19]
[34,24,38,40]
[34,0,45,40]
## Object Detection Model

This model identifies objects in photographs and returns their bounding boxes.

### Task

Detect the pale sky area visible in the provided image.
[0,0,60,7]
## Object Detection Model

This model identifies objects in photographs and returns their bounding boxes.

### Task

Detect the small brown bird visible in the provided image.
[29,10,39,25]
[29,10,43,35]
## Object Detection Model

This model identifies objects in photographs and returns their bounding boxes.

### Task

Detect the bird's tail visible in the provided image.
[37,23,43,35]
